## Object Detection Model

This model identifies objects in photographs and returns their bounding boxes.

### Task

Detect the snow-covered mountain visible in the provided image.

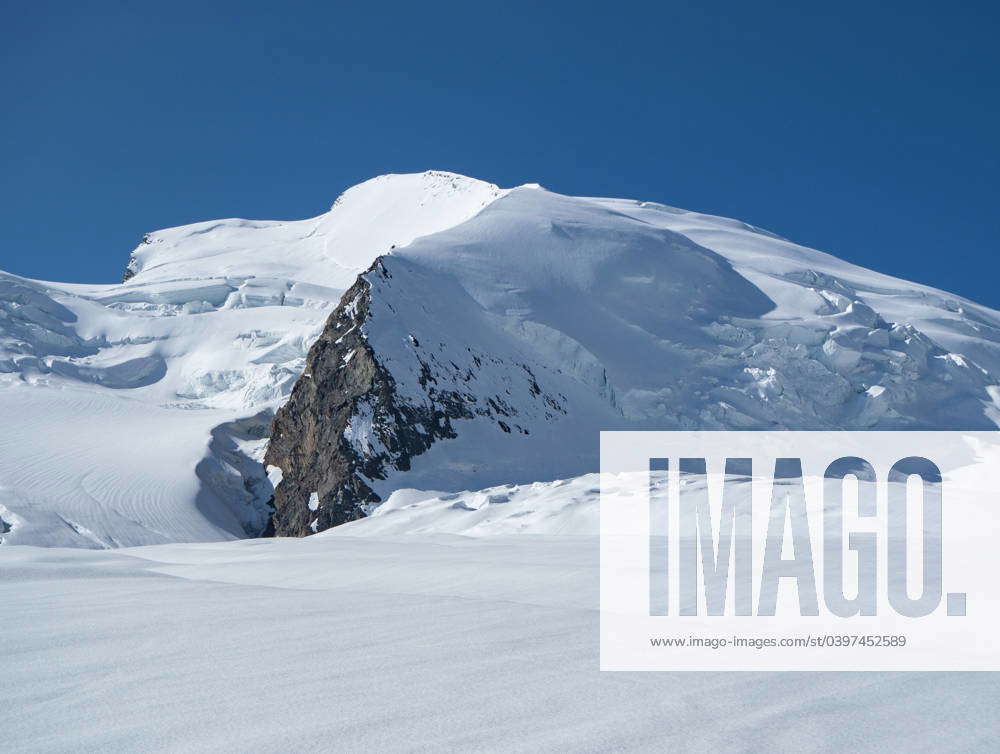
[3,170,1000,546]
[265,181,1000,535]
[0,172,503,547]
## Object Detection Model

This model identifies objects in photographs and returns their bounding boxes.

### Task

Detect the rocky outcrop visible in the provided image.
[121,233,155,282]
[265,259,477,536]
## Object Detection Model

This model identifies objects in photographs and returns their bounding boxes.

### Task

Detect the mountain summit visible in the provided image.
[2,172,999,545]
[264,179,1000,535]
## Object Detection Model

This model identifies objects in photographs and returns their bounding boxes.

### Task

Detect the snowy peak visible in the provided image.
[122,170,507,289]
[5,170,1000,546]
[329,170,507,214]
[266,181,1000,535]
[0,172,510,548]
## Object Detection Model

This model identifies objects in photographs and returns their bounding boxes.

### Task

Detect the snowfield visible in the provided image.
[3,534,999,753]
[3,171,1000,750]
[326,475,603,536]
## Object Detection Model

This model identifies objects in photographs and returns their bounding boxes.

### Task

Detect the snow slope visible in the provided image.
[267,183,1000,531]
[2,535,997,752]
[0,172,505,547]
[324,475,603,537]
[5,170,1000,546]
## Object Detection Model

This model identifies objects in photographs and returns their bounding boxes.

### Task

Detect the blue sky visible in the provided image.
[2,1,998,305]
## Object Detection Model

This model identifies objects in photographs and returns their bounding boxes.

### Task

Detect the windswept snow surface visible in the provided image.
[326,475,603,536]
[0,172,505,547]
[328,185,1000,505]
[2,535,998,752]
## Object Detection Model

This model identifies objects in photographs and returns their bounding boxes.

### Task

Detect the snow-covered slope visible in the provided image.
[3,535,999,751]
[266,183,1000,534]
[322,475,603,537]
[0,172,505,547]
[5,170,1000,546]
[121,171,507,289]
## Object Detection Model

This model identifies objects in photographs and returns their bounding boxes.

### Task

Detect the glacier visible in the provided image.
[4,170,1000,545]
[0,172,504,546]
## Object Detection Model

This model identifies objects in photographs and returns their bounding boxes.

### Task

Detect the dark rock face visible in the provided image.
[121,234,150,282]
[121,261,137,283]
[264,259,474,537]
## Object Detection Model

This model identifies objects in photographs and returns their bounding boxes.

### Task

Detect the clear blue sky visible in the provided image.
[2,1,998,305]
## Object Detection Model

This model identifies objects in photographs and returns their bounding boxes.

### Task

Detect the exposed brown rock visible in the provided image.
[264,259,474,537]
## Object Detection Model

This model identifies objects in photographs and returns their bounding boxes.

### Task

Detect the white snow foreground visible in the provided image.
[1,535,997,752]
[0,172,505,547]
